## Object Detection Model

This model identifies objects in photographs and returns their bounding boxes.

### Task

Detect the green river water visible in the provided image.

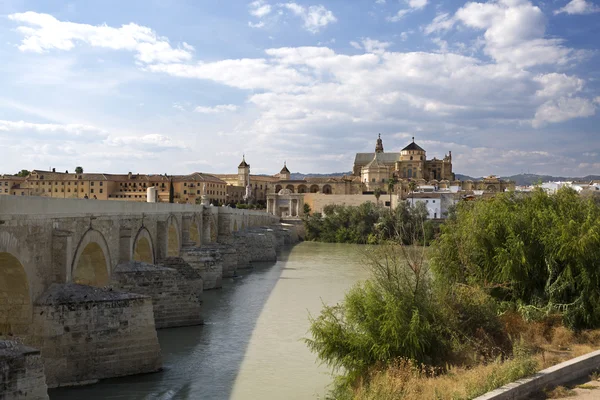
[50,242,370,400]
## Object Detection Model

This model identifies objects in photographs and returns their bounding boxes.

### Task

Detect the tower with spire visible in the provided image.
[375,133,384,153]
[279,161,291,180]
[238,154,250,187]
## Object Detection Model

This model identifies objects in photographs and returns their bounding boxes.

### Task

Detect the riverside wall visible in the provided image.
[0,195,299,395]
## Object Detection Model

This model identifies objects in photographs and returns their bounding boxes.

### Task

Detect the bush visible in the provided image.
[305,243,510,389]
[431,187,600,329]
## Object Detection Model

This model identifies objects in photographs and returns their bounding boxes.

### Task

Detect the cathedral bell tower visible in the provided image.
[375,133,384,153]
[238,155,250,187]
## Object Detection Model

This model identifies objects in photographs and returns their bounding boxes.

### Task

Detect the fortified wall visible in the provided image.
[0,196,298,397]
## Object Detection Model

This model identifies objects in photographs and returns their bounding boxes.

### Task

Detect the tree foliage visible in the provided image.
[15,169,30,177]
[431,187,600,329]
[303,202,435,245]
[305,244,509,386]
[75,166,83,174]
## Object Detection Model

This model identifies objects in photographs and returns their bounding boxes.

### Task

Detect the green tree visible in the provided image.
[15,169,30,177]
[431,187,600,329]
[408,180,417,204]
[303,203,311,215]
[374,188,382,206]
[387,176,398,211]
[75,166,83,174]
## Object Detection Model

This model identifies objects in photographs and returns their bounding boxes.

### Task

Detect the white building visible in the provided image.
[406,192,458,219]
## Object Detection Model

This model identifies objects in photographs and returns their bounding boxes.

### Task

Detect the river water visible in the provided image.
[50,242,369,400]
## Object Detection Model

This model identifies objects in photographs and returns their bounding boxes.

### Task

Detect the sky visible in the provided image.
[0,0,599,177]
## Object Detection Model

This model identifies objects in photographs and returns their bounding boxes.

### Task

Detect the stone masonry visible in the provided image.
[27,284,162,387]
[111,261,203,329]
[0,341,48,400]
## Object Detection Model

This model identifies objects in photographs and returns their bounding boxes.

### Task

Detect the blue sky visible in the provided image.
[0,0,599,177]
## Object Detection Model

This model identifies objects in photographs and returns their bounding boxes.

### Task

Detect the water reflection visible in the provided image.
[50,242,368,400]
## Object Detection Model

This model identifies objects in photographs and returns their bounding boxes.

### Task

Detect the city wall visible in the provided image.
[0,196,297,395]
[303,193,399,214]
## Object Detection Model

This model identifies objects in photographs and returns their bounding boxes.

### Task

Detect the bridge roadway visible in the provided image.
[0,196,285,397]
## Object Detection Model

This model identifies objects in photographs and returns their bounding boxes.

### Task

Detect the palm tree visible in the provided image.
[387,176,398,211]
[374,188,382,206]
[408,180,418,207]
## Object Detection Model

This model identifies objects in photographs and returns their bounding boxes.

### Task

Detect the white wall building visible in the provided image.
[406,192,458,219]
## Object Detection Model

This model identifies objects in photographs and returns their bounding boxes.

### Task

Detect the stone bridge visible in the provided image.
[0,196,293,397]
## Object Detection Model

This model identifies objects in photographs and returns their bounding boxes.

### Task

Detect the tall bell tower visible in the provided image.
[375,133,384,153]
[238,155,250,187]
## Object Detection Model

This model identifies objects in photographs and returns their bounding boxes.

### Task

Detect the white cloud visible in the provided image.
[375,0,386,4]
[248,21,266,28]
[533,73,583,98]
[388,0,428,22]
[583,152,598,157]
[104,134,188,149]
[361,38,391,54]
[533,97,596,127]
[555,0,600,15]
[427,0,576,68]
[350,41,362,50]
[194,104,239,113]
[424,13,455,35]
[407,0,428,9]
[0,119,107,140]
[281,3,337,33]
[249,0,272,17]
[8,12,194,64]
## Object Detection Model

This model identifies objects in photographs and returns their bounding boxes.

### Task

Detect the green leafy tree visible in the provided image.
[408,180,418,204]
[303,203,311,215]
[15,169,30,177]
[75,166,83,174]
[374,188,382,206]
[387,176,398,210]
[431,187,600,329]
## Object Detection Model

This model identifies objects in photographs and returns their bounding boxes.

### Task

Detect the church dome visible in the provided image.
[401,140,425,152]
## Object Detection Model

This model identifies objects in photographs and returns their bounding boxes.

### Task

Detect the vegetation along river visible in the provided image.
[50,242,370,400]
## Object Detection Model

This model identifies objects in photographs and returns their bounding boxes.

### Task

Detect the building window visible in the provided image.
[432,200,435,203]
[184,190,187,194]
[81,189,84,193]
[91,182,94,186]
[100,182,103,186]
[54,189,57,192]
[426,200,428,203]
[100,189,103,194]
[410,156,413,160]
[420,156,423,160]
[91,189,94,193]
[184,183,187,186]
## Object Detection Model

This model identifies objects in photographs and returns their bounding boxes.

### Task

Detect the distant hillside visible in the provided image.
[456,173,600,186]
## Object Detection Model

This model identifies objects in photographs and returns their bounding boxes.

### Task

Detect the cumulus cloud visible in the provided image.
[533,97,596,127]
[281,3,337,33]
[555,0,600,15]
[8,12,194,64]
[425,0,575,68]
[194,104,238,113]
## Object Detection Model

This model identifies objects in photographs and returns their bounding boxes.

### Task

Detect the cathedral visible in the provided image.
[353,135,454,190]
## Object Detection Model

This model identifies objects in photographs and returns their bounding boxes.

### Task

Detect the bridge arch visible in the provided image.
[133,227,155,264]
[0,252,32,336]
[167,215,181,257]
[189,218,201,246]
[71,229,111,287]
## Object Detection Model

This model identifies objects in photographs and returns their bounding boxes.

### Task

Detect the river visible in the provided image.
[50,242,370,400]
